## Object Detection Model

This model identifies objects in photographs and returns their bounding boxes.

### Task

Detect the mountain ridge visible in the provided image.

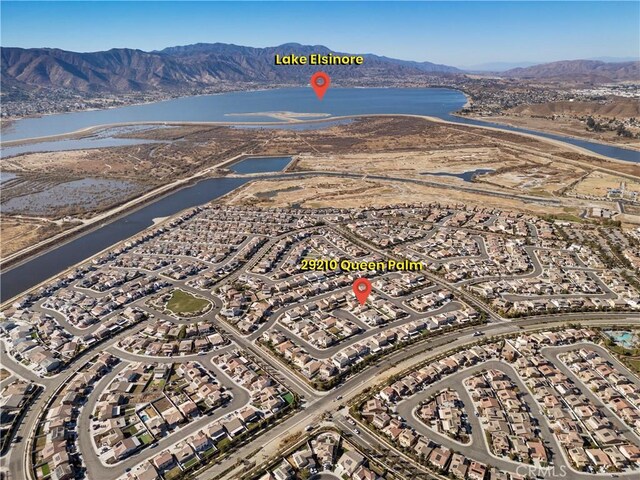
[0,42,461,94]
[2,43,638,96]
[501,59,639,81]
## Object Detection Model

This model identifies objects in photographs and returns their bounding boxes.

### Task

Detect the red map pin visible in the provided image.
[311,71,330,100]
[353,278,372,305]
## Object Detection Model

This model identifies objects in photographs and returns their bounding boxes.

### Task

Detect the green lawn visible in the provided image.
[625,358,640,375]
[216,437,231,451]
[41,464,50,476]
[543,213,585,223]
[166,290,211,315]
[202,446,217,457]
[138,432,154,445]
[164,466,183,480]
[282,392,295,405]
[123,424,139,436]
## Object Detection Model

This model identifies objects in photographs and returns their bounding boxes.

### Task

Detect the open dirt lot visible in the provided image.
[572,171,640,197]
[7,117,635,183]
[223,174,602,219]
[476,114,640,150]
[293,148,585,197]
[4,115,640,258]
[1,217,71,258]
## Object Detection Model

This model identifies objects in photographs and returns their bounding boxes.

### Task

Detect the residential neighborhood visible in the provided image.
[2,203,639,480]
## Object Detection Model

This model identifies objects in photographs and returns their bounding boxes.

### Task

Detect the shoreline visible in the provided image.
[3,114,638,166]
[6,112,634,167]
[0,114,351,148]
[0,152,294,272]
[3,85,636,157]
[1,113,637,268]
[0,84,295,126]
[0,151,241,270]
[452,112,640,153]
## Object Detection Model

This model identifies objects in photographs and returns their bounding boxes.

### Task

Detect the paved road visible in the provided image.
[334,414,434,479]
[3,222,640,480]
[266,171,564,207]
[540,344,640,445]
[77,359,251,479]
[195,317,640,480]
[259,300,463,360]
[396,360,580,477]
[331,224,505,324]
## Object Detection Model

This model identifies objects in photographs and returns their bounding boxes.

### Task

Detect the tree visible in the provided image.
[299,469,311,480]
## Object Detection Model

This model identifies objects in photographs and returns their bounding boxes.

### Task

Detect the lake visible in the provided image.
[0,125,167,158]
[1,87,466,142]
[2,87,638,162]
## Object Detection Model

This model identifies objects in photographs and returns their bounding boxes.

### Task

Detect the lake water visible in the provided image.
[0,172,17,184]
[1,177,251,301]
[0,125,167,158]
[0,88,466,142]
[446,115,640,164]
[2,87,638,162]
[230,156,292,174]
[1,137,161,158]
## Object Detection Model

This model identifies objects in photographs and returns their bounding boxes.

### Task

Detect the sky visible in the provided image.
[1,1,639,67]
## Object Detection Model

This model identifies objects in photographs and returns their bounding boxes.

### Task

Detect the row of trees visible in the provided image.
[585,116,636,137]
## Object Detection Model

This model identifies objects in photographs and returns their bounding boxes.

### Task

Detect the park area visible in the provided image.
[166,290,211,316]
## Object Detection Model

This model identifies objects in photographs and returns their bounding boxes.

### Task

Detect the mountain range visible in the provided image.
[1,43,638,94]
[500,59,639,82]
[0,43,459,94]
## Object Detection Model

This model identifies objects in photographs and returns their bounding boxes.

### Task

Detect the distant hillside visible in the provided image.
[0,42,460,94]
[501,60,640,81]
[508,98,640,118]
[461,61,539,72]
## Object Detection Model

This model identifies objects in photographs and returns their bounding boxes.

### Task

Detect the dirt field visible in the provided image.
[4,115,640,257]
[294,148,585,197]
[474,114,640,150]
[223,174,603,219]
[572,171,640,197]
[295,148,509,175]
[1,218,71,258]
[5,116,637,183]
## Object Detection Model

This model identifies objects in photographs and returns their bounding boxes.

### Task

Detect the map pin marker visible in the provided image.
[311,71,330,100]
[353,278,372,305]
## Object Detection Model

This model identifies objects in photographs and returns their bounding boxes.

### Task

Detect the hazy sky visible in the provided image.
[1,1,639,66]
